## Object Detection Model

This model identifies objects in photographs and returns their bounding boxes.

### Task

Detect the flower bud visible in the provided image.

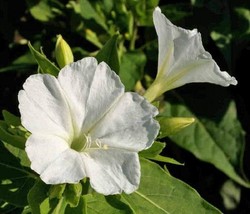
[55,34,74,68]
[158,117,195,138]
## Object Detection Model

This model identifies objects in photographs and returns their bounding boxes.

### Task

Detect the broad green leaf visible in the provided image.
[28,180,50,214]
[79,0,108,30]
[119,51,146,91]
[96,34,120,73]
[0,143,35,207]
[85,193,133,213]
[28,42,60,76]
[162,100,250,188]
[121,158,222,213]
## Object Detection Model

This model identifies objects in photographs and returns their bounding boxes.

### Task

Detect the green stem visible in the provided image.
[129,21,138,51]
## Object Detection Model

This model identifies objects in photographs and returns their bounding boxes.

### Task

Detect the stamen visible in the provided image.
[95,138,108,149]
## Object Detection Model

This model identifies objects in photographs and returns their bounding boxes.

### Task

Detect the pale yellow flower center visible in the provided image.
[71,134,108,152]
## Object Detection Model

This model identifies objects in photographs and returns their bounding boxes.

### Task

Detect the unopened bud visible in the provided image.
[55,34,74,68]
[158,117,195,138]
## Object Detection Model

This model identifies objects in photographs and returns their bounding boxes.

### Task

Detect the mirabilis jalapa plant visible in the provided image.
[2,6,239,214]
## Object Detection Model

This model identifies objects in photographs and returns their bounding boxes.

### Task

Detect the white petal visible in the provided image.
[90,92,159,151]
[82,149,140,195]
[166,55,237,91]
[18,74,73,140]
[26,134,86,184]
[153,6,175,79]
[26,134,69,175]
[40,150,86,184]
[151,7,237,96]
[58,57,124,136]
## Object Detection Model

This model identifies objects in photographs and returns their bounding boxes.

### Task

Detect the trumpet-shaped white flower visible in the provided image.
[144,7,237,102]
[18,57,159,195]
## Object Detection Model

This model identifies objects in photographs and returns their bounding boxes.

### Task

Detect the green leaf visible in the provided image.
[26,0,55,22]
[65,196,88,214]
[0,111,28,150]
[64,183,82,207]
[121,158,222,213]
[49,184,66,200]
[2,110,21,126]
[0,121,26,149]
[28,180,50,214]
[103,0,114,13]
[129,0,159,26]
[151,155,184,165]
[162,100,250,188]
[234,7,250,36]
[0,51,36,73]
[139,141,165,158]
[96,34,120,73]
[29,182,81,214]
[3,143,30,167]
[119,51,146,91]
[28,42,60,76]
[220,180,241,210]
[85,29,104,48]
[85,193,133,213]
[0,63,35,73]
[50,197,68,214]
[0,143,35,207]
[139,141,183,165]
[79,0,108,30]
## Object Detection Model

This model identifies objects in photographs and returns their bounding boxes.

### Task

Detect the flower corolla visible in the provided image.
[18,57,159,195]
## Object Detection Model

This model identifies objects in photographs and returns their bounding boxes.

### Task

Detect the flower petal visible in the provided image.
[26,134,68,175]
[58,57,124,136]
[153,7,175,79]
[82,149,140,195]
[26,134,86,184]
[18,74,73,140]
[90,92,159,152]
[148,7,237,101]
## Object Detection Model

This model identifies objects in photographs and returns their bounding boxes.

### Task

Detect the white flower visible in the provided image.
[18,57,159,195]
[144,7,237,102]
